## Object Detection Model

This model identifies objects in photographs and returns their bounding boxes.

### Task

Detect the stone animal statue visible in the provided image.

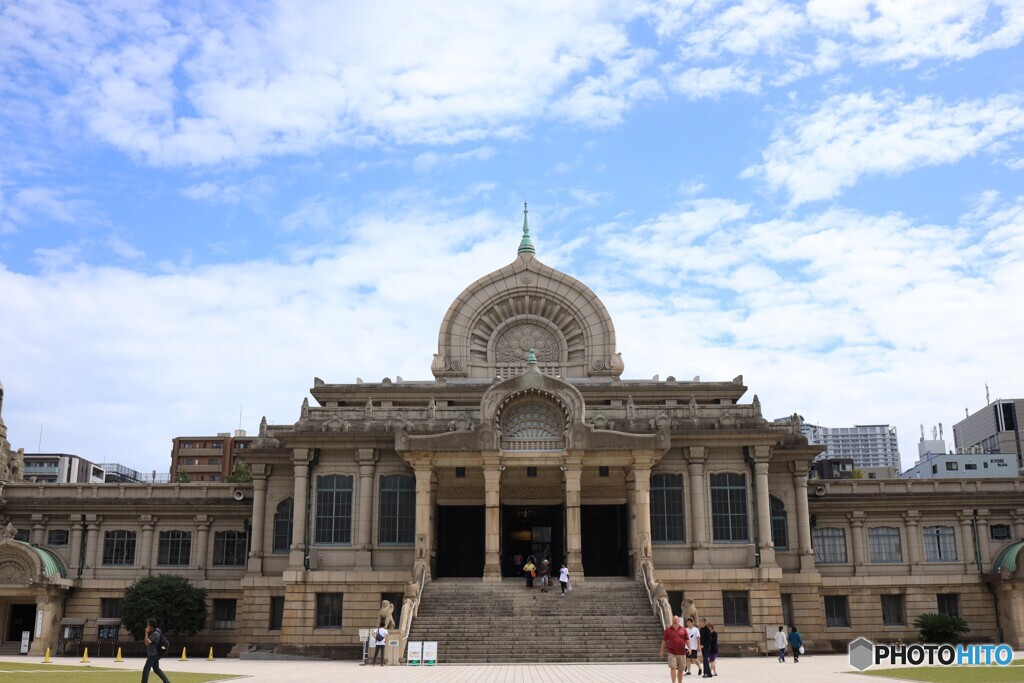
[686,598,699,624]
[378,599,395,629]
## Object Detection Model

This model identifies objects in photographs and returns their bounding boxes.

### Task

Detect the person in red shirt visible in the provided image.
[660,614,690,683]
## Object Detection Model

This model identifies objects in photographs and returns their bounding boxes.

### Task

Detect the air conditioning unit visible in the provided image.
[956,447,966,454]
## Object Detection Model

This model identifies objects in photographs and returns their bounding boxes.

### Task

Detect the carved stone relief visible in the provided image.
[494,324,558,363]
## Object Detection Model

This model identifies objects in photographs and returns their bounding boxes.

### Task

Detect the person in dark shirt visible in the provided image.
[698,618,712,678]
[142,617,171,683]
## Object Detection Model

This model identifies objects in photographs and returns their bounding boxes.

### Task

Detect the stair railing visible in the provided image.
[397,561,428,656]
[641,560,672,629]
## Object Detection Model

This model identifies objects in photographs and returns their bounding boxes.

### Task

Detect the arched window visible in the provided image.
[378,475,415,545]
[273,498,294,553]
[500,401,565,451]
[709,472,748,542]
[651,473,685,543]
[923,526,957,562]
[812,527,847,564]
[868,526,902,563]
[770,496,788,550]
[315,475,354,545]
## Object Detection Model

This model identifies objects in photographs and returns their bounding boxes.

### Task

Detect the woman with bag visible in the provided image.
[558,562,570,596]
[788,625,803,663]
[523,556,537,589]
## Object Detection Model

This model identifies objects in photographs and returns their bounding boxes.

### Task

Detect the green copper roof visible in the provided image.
[517,202,535,255]
[12,541,67,579]
[993,540,1024,574]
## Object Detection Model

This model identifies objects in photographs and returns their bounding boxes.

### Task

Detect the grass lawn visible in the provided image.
[0,662,242,682]
[860,660,1024,682]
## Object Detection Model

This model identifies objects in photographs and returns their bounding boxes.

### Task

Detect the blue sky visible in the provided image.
[1,0,1023,473]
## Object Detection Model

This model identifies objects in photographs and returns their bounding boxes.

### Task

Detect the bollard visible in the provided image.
[115,647,123,662]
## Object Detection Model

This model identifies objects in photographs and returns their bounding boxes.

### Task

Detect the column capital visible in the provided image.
[847,510,865,527]
[194,514,212,529]
[902,509,920,524]
[975,509,990,518]
[85,515,102,527]
[356,448,378,465]
[631,450,657,469]
[251,462,269,479]
[140,515,156,529]
[790,460,812,476]
[290,448,311,465]
[752,444,772,463]
[687,446,706,463]
[957,509,975,521]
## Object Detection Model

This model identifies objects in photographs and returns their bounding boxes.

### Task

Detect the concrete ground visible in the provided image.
[0,652,977,682]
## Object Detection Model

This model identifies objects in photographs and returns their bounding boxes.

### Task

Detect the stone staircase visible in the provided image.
[406,577,664,663]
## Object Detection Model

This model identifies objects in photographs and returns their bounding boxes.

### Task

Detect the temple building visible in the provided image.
[1,214,1024,659]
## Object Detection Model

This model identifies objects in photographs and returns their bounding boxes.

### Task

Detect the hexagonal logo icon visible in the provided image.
[848,637,875,671]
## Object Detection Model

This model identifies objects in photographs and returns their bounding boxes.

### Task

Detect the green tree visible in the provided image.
[914,612,970,644]
[122,574,208,640]
[175,471,190,483]
[850,468,865,479]
[225,458,252,484]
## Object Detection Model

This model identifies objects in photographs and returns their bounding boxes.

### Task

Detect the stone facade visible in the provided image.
[0,226,1023,658]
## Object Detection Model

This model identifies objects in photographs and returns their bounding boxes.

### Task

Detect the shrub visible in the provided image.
[122,574,208,640]
[914,612,970,644]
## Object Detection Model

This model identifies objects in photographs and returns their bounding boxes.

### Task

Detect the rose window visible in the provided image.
[500,401,565,451]
[494,324,558,363]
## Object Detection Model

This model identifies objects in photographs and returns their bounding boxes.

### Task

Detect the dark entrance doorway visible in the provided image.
[581,504,629,576]
[501,505,564,577]
[7,604,34,643]
[435,505,484,577]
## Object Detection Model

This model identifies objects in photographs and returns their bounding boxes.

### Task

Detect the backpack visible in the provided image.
[158,631,169,656]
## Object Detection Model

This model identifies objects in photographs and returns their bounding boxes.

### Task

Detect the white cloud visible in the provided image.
[745,92,1024,206]
[412,146,496,174]
[671,65,761,99]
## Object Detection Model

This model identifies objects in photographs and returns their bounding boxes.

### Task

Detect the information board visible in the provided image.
[407,640,422,665]
[423,641,437,665]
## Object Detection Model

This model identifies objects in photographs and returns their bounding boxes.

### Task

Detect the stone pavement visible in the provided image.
[0,653,943,682]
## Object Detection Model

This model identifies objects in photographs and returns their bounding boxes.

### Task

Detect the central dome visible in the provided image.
[431,207,623,380]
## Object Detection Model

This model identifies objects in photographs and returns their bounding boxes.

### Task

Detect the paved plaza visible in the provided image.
[8,653,1013,682]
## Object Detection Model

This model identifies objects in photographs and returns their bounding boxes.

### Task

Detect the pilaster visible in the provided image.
[482,452,503,583]
[752,446,776,568]
[688,446,709,568]
[355,449,378,569]
[289,448,310,569]
[247,463,269,574]
[791,461,815,570]
[563,451,584,581]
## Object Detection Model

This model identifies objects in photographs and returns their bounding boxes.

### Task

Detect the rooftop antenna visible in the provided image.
[965,407,969,417]
[932,425,937,441]
[238,403,243,432]
[37,424,43,453]
[939,423,943,440]
[920,424,924,441]
[985,383,990,405]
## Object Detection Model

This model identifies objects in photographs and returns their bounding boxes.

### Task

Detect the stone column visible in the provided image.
[1012,511,1024,542]
[848,511,866,573]
[958,510,975,572]
[86,515,102,576]
[903,510,921,571]
[688,447,709,568]
[247,463,268,573]
[564,453,584,581]
[482,453,503,583]
[791,462,815,570]
[31,514,45,546]
[195,515,211,573]
[625,469,638,577]
[976,509,992,572]
[68,517,84,577]
[412,456,434,580]
[753,446,776,568]
[289,449,311,568]
[29,589,64,657]
[355,449,378,569]
[139,515,155,573]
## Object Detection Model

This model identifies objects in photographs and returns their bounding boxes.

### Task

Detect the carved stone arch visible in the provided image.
[479,366,588,451]
[433,252,623,380]
[0,540,46,585]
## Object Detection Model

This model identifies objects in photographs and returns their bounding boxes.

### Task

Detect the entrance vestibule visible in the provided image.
[435,505,485,578]
[501,505,564,577]
[581,504,629,576]
[6,604,34,644]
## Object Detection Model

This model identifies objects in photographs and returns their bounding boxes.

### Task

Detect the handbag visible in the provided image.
[531,571,536,577]
[799,645,805,655]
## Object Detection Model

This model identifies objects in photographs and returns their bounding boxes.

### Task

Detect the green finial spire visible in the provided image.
[518,201,535,255]
[527,348,537,364]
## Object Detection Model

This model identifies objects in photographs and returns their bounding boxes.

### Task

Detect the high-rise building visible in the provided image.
[953,399,1023,470]
[774,417,901,469]
[170,430,254,482]
[22,453,104,483]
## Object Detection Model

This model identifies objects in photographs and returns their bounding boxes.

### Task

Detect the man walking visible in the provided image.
[660,614,689,683]
[775,625,788,662]
[698,618,712,677]
[141,618,171,683]
[685,617,700,676]
[788,625,803,663]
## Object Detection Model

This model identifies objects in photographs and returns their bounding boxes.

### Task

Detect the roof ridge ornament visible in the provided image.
[517,201,535,255]
[527,348,537,365]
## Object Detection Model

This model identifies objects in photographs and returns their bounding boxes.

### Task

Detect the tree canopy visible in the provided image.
[122,574,208,640]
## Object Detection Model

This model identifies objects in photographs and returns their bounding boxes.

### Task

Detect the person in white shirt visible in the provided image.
[685,618,700,675]
[775,626,788,662]
[558,563,570,596]
[371,626,388,665]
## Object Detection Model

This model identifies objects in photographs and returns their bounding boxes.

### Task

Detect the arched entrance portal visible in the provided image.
[0,536,72,656]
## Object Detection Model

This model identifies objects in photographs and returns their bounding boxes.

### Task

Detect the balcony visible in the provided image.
[177,464,224,473]
[177,447,223,456]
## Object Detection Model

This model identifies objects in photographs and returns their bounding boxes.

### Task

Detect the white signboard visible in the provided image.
[407,640,422,665]
[34,611,43,638]
[358,628,370,642]
[423,641,438,665]
[20,631,30,655]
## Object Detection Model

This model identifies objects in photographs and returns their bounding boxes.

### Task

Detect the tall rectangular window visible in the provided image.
[316,593,343,629]
[709,473,748,542]
[868,527,902,563]
[812,528,847,564]
[157,530,192,566]
[273,498,294,553]
[269,596,285,631]
[770,497,788,550]
[212,530,248,566]
[923,526,957,562]
[378,475,415,545]
[722,591,750,626]
[651,473,685,543]
[213,599,237,629]
[315,475,354,545]
[937,593,960,618]
[824,596,850,627]
[881,595,904,626]
[102,530,137,566]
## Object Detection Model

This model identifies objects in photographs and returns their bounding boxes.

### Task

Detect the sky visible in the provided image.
[1,0,1023,475]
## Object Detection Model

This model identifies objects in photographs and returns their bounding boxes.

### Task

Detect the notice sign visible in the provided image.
[34,611,43,638]
[423,641,438,665]
[358,628,370,642]
[20,631,29,655]
[407,641,422,665]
